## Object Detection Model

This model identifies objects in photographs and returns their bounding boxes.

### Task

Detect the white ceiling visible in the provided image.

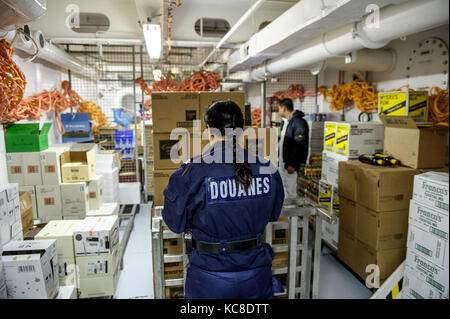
[28,0,298,43]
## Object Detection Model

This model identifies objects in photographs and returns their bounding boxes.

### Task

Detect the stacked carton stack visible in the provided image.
[306,120,325,159]
[144,124,154,195]
[320,121,384,248]
[35,220,82,295]
[1,240,59,299]
[73,216,120,298]
[403,172,449,299]
[96,153,119,204]
[0,184,23,248]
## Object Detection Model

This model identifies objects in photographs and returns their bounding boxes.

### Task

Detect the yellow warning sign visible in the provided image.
[324,122,337,152]
[378,91,429,123]
[335,124,349,156]
[408,91,428,122]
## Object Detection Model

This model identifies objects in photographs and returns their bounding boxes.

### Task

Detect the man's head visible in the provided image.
[278,98,294,119]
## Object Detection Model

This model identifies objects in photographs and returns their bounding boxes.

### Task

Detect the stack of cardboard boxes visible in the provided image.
[337,116,448,284]
[320,121,385,247]
[0,184,23,248]
[403,172,449,299]
[73,216,120,298]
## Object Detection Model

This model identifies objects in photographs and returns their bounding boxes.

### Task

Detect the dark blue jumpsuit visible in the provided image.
[162,141,285,299]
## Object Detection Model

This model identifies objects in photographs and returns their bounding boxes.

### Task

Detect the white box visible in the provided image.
[334,122,384,158]
[321,150,348,188]
[40,146,70,185]
[1,240,59,299]
[101,168,119,204]
[413,172,449,214]
[19,186,38,219]
[73,216,120,255]
[0,184,20,246]
[87,203,119,217]
[88,175,104,210]
[96,154,117,171]
[403,269,446,299]
[6,153,24,185]
[36,185,62,220]
[58,257,78,287]
[409,199,448,242]
[56,285,77,299]
[76,246,120,298]
[23,152,43,185]
[0,284,6,299]
[119,182,141,205]
[35,220,82,260]
[405,249,449,297]
[61,182,89,218]
[407,224,448,268]
[322,218,339,248]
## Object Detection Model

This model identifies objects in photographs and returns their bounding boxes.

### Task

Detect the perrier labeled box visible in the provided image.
[5,123,51,152]
[151,92,200,133]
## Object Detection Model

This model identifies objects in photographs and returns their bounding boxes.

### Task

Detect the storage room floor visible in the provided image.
[114,204,373,299]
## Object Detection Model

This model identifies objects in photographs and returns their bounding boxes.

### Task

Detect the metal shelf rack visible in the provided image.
[151,203,323,299]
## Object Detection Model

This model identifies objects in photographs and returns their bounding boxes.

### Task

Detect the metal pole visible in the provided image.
[261,81,266,128]
[140,44,148,203]
[132,46,139,195]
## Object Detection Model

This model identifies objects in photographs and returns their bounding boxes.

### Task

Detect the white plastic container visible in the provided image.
[118,183,141,205]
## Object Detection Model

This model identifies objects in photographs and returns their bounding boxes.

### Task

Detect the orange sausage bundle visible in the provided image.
[429,86,449,127]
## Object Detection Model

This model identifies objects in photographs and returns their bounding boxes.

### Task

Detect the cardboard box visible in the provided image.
[353,240,406,282]
[73,216,120,255]
[332,188,340,216]
[56,285,77,299]
[356,204,409,250]
[87,203,120,217]
[1,239,59,299]
[334,122,384,158]
[96,153,117,171]
[337,230,358,271]
[272,252,289,268]
[61,183,89,218]
[323,122,337,152]
[60,146,97,182]
[58,257,78,287]
[338,161,423,212]
[152,132,191,169]
[100,168,119,204]
[164,261,183,279]
[5,123,51,152]
[76,246,120,298]
[23,152,43,185]
[88,175,104,210]
[403,269,447,299]
[244,127,278,167]
[19,191,34,236]
[35,220,82,260]
[405,250,449,297]
[407,224,448,268]
[199,92,246,129]
[165,285,184,299]
[1,184,21,246]
[413,172,449,214]
[61,113,93,143]
[272,228,289,245]
[98,150,121,171]
[409,199,448,244]
[378,91,429,123]
[321,150,348,188]
[339,197,357,235]
[118,182,141,205]
[40,146,70,185]
[6,152,24,185]
[381,116,448,169]
[152,92,200,133]
[319,180,332,214]
[163,238,183,255]
[19,186,38,219]
[153,170,175,206]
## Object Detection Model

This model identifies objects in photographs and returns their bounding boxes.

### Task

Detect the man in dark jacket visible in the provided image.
[278,98,309,200]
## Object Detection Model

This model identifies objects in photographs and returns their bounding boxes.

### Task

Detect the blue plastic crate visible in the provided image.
[114,130,135,148]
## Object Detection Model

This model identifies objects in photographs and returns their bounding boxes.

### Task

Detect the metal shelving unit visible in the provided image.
[151,203,323,299]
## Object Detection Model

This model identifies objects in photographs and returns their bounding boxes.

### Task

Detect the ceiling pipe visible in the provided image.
[0,0,47,31]
[238,0,449,82]
[199,0,266,68]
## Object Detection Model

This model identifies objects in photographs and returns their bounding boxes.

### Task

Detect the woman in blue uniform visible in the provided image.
[162,100,285,299]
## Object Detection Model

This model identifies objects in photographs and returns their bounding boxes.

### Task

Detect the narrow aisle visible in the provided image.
[115,203,154,299]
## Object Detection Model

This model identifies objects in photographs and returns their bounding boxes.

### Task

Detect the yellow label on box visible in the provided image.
[319,181,332,213]
[408,91,428,122]
[335,124,349,156]
[324,122,337,152]
[379,92,408,116]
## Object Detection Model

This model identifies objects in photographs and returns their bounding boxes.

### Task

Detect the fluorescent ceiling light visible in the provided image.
[143,23,162,59]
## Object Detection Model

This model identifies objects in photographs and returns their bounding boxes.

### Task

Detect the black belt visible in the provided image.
[192,238,261,255]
